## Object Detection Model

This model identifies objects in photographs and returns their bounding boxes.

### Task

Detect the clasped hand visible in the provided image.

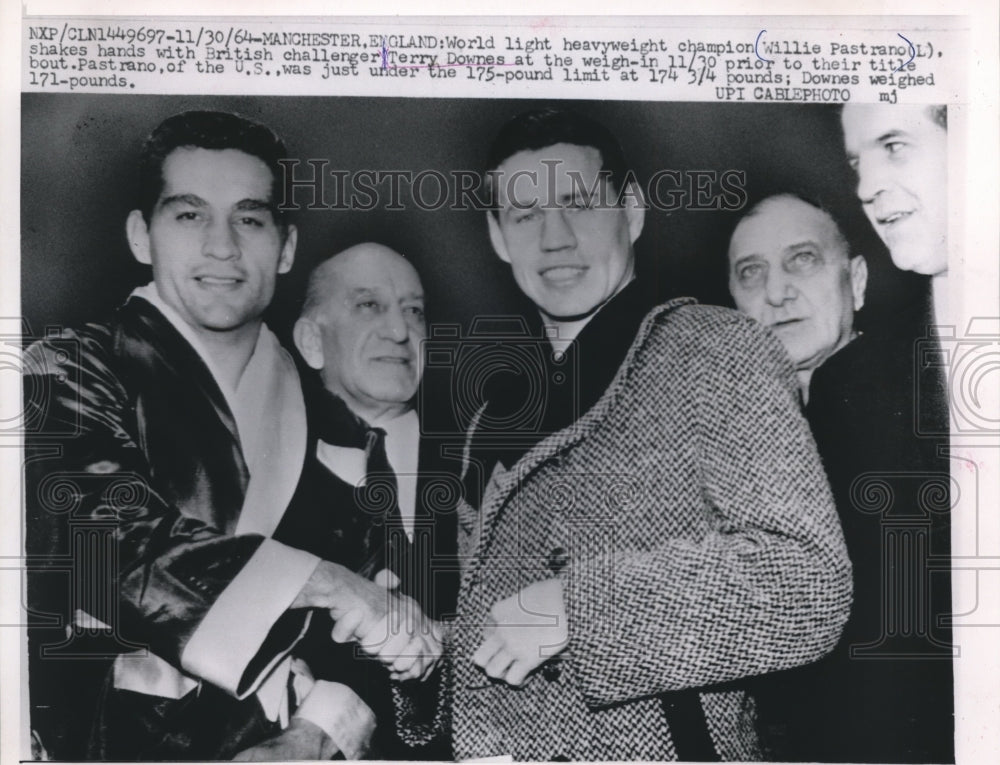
[472,577,569,688]
[294,562,442,681]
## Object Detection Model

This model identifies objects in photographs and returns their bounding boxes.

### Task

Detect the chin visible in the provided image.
[374,384,417,404]
[542,298,600,320]
[885,227,947,275]
[888,245,944,275]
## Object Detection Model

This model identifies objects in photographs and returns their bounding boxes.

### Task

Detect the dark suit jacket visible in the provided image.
[754,289,954,763]
[797,324,951,763]
[276,380,460,758]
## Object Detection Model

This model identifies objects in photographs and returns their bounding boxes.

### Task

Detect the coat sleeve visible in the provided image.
[23,328,318,700]
[561,311,852,708]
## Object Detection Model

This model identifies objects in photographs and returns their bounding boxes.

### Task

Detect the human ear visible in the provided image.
[126,210,152,265]
[486,213,512,264]
[622,181,646,244]
[849,255,869,311]
[293,317,324,371]
[278,224,298,274]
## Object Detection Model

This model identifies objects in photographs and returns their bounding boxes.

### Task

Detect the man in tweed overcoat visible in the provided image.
[446,109,853,761]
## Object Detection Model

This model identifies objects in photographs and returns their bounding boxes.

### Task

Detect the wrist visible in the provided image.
[286,716,338,760]
[292,560,350,610]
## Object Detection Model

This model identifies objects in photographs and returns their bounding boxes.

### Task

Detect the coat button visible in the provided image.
[542,662,561,682]
[546,546,570,574]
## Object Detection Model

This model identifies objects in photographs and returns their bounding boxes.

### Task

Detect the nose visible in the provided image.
[203,217,239,261]
[854,154,887,205]
[540,209,577,252]
[764,268,797,307]
[380,304,409,343]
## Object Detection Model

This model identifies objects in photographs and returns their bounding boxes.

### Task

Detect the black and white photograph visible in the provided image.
[4,6,999,765]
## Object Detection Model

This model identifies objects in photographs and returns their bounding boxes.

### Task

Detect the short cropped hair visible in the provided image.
[485,108,632,217]
[137,110,290,227]
[737,191,852,259]
[928,105,947,130]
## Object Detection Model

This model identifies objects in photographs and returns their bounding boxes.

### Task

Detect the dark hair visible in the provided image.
[485,108,632,217]
[928,104,947,130]
[137,110,290,227]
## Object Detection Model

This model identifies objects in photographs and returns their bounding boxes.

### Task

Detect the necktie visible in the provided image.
[313,389,406,580]
[357,426,406,580]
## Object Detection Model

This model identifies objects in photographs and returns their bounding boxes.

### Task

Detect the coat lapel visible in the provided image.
[470,299,694,570]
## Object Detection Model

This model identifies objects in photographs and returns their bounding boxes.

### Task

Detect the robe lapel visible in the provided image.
[233,330,306,539]
[122,298,248,532]
[125,297,243,452]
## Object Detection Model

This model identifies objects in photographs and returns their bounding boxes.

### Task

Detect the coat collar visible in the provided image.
[470,297,697,569]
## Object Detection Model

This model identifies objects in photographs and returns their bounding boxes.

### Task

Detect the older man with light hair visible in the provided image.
[275,243,458,760]
[727,192,868,402]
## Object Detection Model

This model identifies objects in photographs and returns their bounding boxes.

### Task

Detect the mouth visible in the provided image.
[372,356,413,366]
[770,318,804,330]
[874,209,914,228]
[539,265,588,285]
[195,275,244,288]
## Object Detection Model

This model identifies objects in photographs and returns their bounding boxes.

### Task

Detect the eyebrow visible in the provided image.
[732,253,764,270]
[503,189,592,211]
[348,287,425,301]
[782,240,820,254]
[158,193,207,210]
[234,199,275,212]
[876,129,909,143]
[846,128,912,161]
[502,196,539,212]
[157,194,274,212]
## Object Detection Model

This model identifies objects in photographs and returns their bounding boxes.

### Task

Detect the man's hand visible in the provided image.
[331,589,444,682]
[472,578,569,687]
[232,717,337,761]
[293,561,442,681]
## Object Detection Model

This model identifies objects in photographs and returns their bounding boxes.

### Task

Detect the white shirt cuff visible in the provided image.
[294,680,377,760]
[180,538,320,697]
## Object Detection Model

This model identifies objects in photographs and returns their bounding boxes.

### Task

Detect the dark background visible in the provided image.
[21,94,928,344]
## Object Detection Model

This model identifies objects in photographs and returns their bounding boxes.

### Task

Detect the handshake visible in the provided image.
[292,560,444,682]
[233,563,443,761]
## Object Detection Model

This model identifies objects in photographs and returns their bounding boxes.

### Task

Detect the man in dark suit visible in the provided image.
[727,189,954,762]
[761,104,955,763]
[278,243,459,758]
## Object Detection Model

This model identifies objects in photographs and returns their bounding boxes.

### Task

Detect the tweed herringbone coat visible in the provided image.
[449,300,853,761]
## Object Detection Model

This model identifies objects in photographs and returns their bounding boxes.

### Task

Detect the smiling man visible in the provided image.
[728,193,868,400]
[23,112,438,761]
[789,103,954,764]
[283,243,457,759]
[841,104,948,319]
[295,244,427,424]
[443,108,853,761]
